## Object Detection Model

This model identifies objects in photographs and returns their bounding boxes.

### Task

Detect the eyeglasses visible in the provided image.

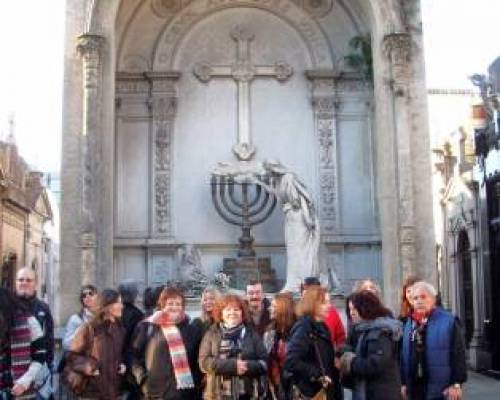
[17,278,33,283]
[412,294,428,301]
[82,291,95,297]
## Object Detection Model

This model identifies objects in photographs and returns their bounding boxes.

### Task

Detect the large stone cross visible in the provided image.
[193,26,293,160]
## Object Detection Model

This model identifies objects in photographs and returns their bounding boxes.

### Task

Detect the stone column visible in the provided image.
[383,33,417,278]
[147,72,180,238]
[76,33,104,285]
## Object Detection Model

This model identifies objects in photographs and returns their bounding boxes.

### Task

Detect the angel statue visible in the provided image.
[251,160,320,293]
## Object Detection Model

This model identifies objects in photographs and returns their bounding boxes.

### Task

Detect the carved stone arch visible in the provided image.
[151,0,335,71]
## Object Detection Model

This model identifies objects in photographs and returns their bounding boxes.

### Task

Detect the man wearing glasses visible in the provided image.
[16,267,55,399]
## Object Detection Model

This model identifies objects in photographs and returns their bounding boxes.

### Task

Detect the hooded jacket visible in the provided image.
[345,317,402,400]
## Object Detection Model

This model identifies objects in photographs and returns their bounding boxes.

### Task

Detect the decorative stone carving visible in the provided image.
[252,161,320,293]
[77,34,105,89]
[383,33,412,67]
[318,119,334,168]
[154,0,332,70]
[77,33,104,283]
[151,0,187,17]
[150,74,179,236]
[193,25,293,161]
[383,32,417,275]
[300,0,333,18]
[313,94,338,234]
[155,174,170,233]
[383,33,412,94]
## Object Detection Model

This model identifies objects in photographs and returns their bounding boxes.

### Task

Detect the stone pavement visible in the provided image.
[463,371,500,399]
[343,371,500,399]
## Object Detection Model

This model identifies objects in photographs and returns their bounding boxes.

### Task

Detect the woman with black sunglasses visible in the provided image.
[63,285,98,350]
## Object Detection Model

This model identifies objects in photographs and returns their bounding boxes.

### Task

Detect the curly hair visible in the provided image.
[212,294,250,325]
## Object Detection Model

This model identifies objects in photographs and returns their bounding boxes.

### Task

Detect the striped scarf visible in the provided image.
[10,313,32,383]
[161,325,194,390]
[1,312,37,399]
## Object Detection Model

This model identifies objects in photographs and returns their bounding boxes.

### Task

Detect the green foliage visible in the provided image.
[344,35,373,82]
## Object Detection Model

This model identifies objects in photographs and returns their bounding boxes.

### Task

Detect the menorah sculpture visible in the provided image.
[211,174,277,256]
[211,173,278,291]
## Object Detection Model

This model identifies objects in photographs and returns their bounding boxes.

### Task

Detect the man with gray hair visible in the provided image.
[400,281,466,400]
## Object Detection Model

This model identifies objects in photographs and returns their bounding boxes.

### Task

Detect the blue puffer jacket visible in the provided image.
[401,308,455,399]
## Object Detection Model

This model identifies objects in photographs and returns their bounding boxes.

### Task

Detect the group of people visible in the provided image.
[0,268,467,400]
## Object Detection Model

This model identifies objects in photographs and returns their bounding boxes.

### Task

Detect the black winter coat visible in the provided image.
[284,316,341,400]
[347,318,402,400]
[131,316,203,400]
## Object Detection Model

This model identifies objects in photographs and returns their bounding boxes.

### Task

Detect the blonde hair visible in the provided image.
[201,286,221,322]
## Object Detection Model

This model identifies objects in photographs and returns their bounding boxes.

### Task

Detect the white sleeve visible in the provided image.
[63,314,83,350]
[15,317,44,388]
[15,361,43,389]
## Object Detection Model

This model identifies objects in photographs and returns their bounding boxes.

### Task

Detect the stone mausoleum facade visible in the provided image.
[60,0,435,322]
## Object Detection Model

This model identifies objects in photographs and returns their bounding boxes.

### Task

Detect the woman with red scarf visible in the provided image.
[131,287,203,399]
[400,281,467,400]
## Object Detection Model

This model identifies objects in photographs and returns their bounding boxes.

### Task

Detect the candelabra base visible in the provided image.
[222,256,278,292]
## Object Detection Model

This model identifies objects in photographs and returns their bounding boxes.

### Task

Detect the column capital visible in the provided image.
[77,33,105,59]
[383,32,412,67]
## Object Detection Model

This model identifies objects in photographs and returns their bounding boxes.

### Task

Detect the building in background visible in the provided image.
[0,122,54,300]
[432,57,500,373]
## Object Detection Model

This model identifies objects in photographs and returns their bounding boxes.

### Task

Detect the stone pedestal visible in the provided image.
[222,257,278,292]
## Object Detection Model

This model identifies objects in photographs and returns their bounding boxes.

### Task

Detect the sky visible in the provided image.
[0,0,498,173]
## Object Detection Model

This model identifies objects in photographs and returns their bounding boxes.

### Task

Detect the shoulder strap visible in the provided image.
[311,334,327,377]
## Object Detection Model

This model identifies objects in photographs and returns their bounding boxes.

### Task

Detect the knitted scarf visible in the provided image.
[153,312,194,390]
[0,312,37,399]
[10,313,32,383]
